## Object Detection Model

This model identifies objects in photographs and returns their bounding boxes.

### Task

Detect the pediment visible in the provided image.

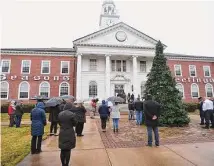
[73,22,166,49]
[111,74,130,82]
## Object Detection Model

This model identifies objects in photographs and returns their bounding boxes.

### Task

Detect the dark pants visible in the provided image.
[50,122,58,134]
[147,126,159,146]
[101,117,107,129]
[9,115,15,127]
[60,149,71,166]
[76,122,84,135]
[15,115,22,127]
[200,110,205,124]
[31,135,42,153]
[205,110,214,128]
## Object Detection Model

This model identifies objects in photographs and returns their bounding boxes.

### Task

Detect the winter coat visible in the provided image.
[8,105,15,115]
[143,100,161,127]
[111,105,120,119]
[134,100,143,111]
[48,106,60,122]
[15,104,24,116]
[128,102,134,110]
[58,110,77,150]
[72,106,87,123]
[31,102,47,136]
[98,100,110,118]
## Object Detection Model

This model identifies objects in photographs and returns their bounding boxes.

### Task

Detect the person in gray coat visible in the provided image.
[58,103,77,166]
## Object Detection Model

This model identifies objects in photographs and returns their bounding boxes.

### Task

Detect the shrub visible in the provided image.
[183,102,199,112]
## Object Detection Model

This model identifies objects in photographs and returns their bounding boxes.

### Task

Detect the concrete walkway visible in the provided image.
[17,117,214,166]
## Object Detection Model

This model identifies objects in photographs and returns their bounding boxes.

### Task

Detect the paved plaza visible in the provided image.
[16,115,214,166]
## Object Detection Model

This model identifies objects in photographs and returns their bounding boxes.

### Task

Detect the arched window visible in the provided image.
[176,83,184,98]
[140,81,146,98]
[1,81,9,99]
[191,83,199,98]
[39,81,50,97]
[89,81,97,97]
[19,81,30,99]
[205,83,213,97]
[59,82,69,96]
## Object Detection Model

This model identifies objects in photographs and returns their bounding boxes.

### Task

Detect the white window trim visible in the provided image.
[0,81,9,100]
[111,60,126,72]
[59,82,70,96]
[18,81,30,100]
[1,59,11,74]
[60,61,70,75]
[191,83,200,98]
[39,81,50,97]
[203,66,211,77]
[41,60,51,74]
[205,83,214,97]
[21,60,31,74]
[176,83,185,99]
[189,65,197,77]
[174,64,182,76]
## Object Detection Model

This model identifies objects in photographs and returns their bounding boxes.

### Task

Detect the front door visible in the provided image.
[114,84,124,96]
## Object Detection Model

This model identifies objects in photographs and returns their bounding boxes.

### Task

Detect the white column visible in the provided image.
[76,53,82,100]
[132,55,138,97]
[105,54,111,98]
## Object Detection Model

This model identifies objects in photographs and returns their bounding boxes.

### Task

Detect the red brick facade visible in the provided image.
[166,54,214,102]
[1,49,76,104]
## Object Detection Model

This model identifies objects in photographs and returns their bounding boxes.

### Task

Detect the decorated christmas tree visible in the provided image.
[144,41,190,126]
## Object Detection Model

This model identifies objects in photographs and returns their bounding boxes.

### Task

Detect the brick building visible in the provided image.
[0,48,76,103]
[166,53,214,102]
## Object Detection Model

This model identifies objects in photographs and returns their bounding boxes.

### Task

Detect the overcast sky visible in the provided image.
[1,0,214,57]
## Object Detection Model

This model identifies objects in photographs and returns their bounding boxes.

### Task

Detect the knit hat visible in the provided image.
[63,103,73,111]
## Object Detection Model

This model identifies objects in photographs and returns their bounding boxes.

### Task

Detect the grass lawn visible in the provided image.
[1,113,49,122]
[1,124,50,166]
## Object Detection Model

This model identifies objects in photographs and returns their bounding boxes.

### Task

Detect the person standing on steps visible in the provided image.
[30,102,47,154]
[98,100,110,132]
[111,102,121,133]
[48,105,60,136]
[74,100,87,137]
[15,100,24,128]
[58,103,77,166]
[143,94,161,147]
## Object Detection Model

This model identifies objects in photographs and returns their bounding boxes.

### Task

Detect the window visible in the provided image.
[111,60,126,72]
[61,61,69,74]
[189,65,196,77]
[174,65,182,76]
[89,81,97,97]
[191,83,199,98]
[203,66,211,77]
[39,82,50,97]
[140,81,146,97]
[140,61,146,72]
[1,81,9,99]
[19,81,30,99]
[1,60,11,73]
[205,83,213,97]
[59,82,69,96]
[41,61,50,74]
[21,60,31,74]
[89,59,97,71]
[176,83,184,98]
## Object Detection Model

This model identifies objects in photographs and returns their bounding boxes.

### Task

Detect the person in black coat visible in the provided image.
[74,100,87,137]
[143,94,161,147]
[98,100,110,132]
[128,100,135,120]
[58,103,77,166]
[15,101,24,127]
[198,97,205,125]
[49,105,60,136]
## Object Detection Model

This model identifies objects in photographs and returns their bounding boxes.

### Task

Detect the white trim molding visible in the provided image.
[189,65,197,77]
[59,82,70,96]
[176,83,185,99]
[203,66,211,77]
[18,81,30,100]
[205,83,214,97]
[39,81,50,97]
[21,60,31,74]
[60,61,70,75]
[191,83,200,98]
[0,59,11,74]
[41,60,51,74]
[0,81,9,100]
[174,64,182,77]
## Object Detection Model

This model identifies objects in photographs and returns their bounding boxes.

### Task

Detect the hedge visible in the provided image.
[183,102,199,112]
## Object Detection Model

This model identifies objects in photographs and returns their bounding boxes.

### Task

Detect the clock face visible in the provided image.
[115,31,127,42]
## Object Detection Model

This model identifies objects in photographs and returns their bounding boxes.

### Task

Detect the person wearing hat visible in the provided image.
[74,100,87,137]
[58,103,77,166]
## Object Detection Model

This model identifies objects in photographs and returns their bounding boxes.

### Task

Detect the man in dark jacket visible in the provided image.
[15,101,24,127]
[143,95,161,147]
[58,103,77,166]
[98,100,110,132]
[128,100,135,120]
[198,97,205,125]
[49,105,60,136]
[134,98,143,125]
